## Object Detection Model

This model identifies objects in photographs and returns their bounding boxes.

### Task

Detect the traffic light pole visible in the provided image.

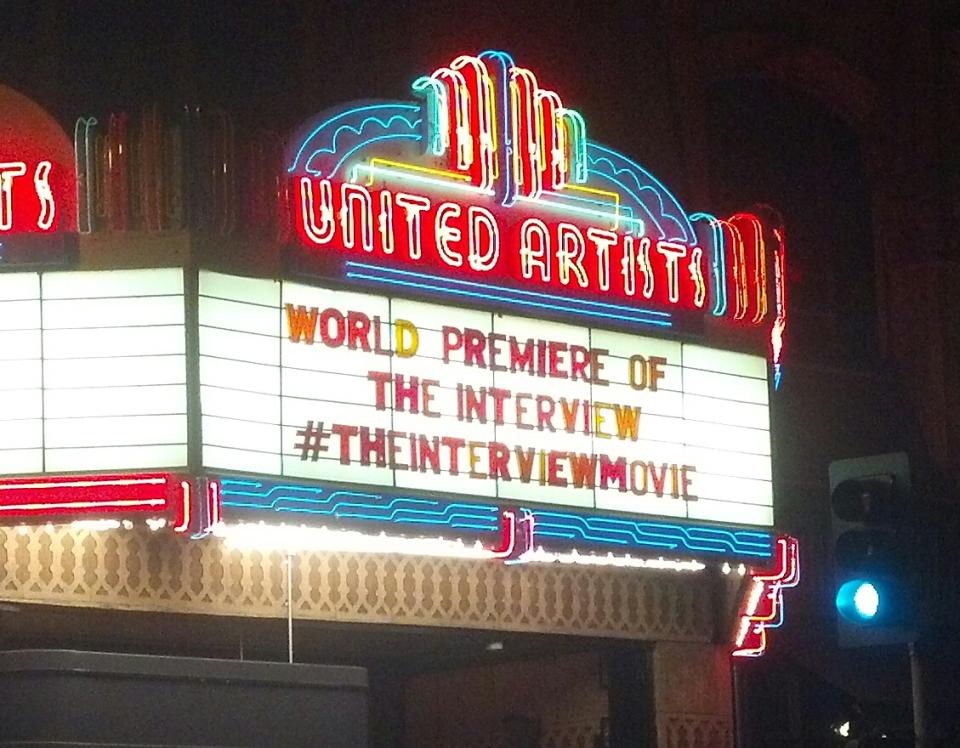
[909,641,928,747]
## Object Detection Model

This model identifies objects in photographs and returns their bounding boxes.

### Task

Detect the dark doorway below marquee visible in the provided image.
[0,602,656,747]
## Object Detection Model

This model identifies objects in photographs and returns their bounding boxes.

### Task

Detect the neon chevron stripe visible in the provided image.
[523,508,774,558]
[218,478,500,533]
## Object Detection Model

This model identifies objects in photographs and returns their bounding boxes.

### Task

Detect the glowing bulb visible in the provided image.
[853,582,879,619]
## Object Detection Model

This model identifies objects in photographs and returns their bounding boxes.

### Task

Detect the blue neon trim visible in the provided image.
[222,493,496,523]
[479,49,517,207]
[534,522,671,548]
[444,522,502,531]
[588,171,665,239]
[346,272,673,328]
[289,104,421,172]
[411,77,446,156]
[391,513,495,526]
[219,478,500,533]
[533,528,632,546]
[217,477,771,558]
[765,592,786,629]
[587,142,695,239]
[690,212,728,317]
[222,499,498,531]
[344,262,671,317]
[317,132,422,180]
[342,503,496,522]
[586,142,695,243]
[525,508,773,557]
[222,485,405,504]
[311,116,421,174]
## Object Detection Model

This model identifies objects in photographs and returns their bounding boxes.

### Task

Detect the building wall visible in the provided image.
[405,653,609,747]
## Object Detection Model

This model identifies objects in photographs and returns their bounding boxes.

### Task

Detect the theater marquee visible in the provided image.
[0,48,797,661]
[0,51,787,578]
[199,272,772,527]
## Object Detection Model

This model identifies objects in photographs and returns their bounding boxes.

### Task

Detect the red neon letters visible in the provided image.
[297,177,707,310]
[0,85,76,236]
[0,160,57,233]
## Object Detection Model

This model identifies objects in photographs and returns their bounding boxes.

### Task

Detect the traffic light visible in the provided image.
[829,453,916,647]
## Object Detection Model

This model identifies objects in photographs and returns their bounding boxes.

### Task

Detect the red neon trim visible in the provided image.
[207,479,222,528]
[172,480,191,533]
[489,508,517,558]
[520,510,535,553]
[0,473,173,522]
[771,227,787,374]
[732,535,799,658]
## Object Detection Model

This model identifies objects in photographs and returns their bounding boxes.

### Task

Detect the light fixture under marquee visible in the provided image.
[514,547,706,573]
[212,519,713,574]
[214,521,501,559]
[212,474,775,563]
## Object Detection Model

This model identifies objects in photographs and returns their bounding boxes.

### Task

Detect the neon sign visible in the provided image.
[287,51,784,347]
[213,475,775,560]
[732,535,800,657]
[0,85,76,239]
[0,160,57,232]
[0,473,188,528]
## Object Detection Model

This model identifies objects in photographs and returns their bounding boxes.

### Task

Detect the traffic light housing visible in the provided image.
[829,453,916,647]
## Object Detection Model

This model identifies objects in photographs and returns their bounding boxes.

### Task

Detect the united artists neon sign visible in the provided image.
[287,50,787,355]
[297,176,709,310]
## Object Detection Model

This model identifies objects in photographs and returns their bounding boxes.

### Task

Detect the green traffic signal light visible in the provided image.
[836,579,881,623]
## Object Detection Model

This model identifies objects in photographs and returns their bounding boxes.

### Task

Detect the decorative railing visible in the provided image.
[0,524,714,641]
